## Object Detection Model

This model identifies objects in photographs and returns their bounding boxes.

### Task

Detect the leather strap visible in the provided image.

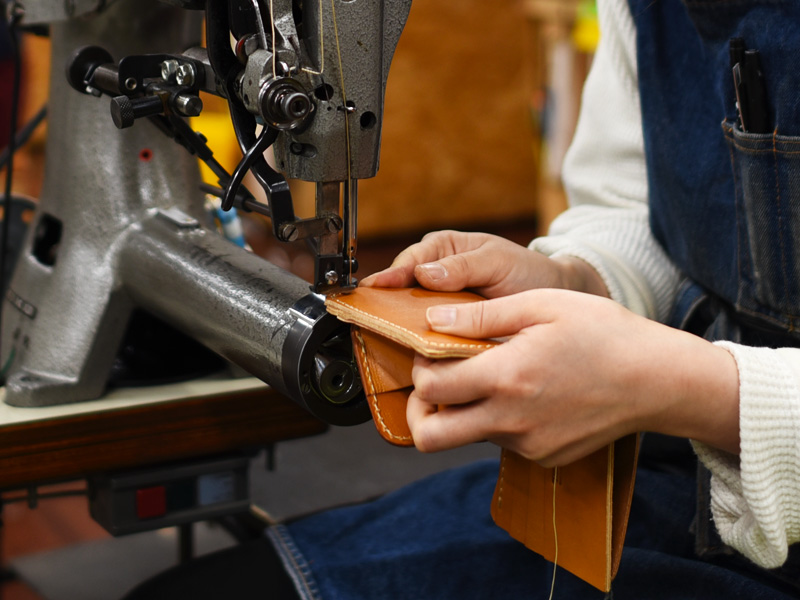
[326,287,639,591]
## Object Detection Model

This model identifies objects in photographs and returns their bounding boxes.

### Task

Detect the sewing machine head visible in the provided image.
[0,0,411,421]
[52,0,411,293]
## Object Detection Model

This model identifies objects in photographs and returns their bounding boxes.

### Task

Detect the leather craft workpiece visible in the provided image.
[325,286,640,591]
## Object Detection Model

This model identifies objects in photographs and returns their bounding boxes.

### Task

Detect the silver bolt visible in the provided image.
[161,59,179,82]
[174,94,203,117]
[326,216,342,233]
[325,270,339,285]
[280,224,299,242]
[175,63,196,87]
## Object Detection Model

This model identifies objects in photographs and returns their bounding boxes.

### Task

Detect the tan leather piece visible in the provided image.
[491,434,639,592]
[351,326,415,446]
[326,287,499,358]
[326,286,640,591]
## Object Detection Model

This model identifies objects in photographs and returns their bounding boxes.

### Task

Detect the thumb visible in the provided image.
[426,293,549,339]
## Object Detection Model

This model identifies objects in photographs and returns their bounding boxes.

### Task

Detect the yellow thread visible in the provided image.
[354,329,412,442]
[329,0,352,186]
[496,451,506,509]
[548,466,559,600]
[327,0,357,279]
[268,0,278,79]
[327,299,497,353]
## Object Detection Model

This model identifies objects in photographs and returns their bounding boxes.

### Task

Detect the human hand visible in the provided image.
[406,288,740,466]
[359,230,608,298]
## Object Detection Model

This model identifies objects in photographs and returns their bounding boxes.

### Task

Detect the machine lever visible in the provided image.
[221,127,276,211]
[110,95,163,129]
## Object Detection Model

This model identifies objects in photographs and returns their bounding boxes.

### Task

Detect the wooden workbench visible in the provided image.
[0,377,327,491]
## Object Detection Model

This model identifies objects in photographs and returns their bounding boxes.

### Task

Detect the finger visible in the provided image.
[425,290,561,339]
[407,391,492,453]
[412,247,514,293]
[359,265,415,288]
[361,231,496,289]
[359,233,460,288]
[412,353,497,406]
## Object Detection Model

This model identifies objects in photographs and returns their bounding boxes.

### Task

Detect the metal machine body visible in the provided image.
[1,0,411,424]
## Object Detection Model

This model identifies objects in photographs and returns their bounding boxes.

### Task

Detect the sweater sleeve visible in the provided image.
[693,343,800,568]
[529,0,681,323]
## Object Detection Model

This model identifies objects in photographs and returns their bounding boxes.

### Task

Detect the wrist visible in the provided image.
[551,256,610,298]
[637,329,740,454]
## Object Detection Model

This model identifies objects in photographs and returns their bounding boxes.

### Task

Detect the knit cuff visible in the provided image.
[695,342,800,568]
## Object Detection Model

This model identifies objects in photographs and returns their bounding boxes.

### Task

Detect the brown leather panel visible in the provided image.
[327,287,499,358]
[492,436,640,592]
[354,327,414,391]
[351,326,415,447]
[611,433,640,578]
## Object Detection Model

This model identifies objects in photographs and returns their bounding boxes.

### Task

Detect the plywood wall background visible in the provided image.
[356,0,539,238]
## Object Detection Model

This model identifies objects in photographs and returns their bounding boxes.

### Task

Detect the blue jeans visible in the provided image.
[268,455,798,599]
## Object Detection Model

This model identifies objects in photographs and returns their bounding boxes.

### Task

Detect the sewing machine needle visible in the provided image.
[344,177,358,286]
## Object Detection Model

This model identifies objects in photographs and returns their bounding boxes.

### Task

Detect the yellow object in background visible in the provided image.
[572,0,599,54]
[190,95,240,186]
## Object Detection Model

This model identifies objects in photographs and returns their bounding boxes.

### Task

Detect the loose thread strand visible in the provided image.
[548,466,559,600]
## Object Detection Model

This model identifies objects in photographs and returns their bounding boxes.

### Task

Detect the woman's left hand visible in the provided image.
[406,288,741,466]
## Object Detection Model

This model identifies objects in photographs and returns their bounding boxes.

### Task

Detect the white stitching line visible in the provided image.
[330,298,496,352]
[354,328,412,443]
[496,450,506,512]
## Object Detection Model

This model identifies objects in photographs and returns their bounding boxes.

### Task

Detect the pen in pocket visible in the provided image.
[729,39,770,133]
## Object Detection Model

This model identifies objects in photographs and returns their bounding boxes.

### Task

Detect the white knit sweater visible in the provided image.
[530,0,800,569]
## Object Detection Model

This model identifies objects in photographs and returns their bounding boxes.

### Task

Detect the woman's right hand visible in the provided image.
[359,230,609,299]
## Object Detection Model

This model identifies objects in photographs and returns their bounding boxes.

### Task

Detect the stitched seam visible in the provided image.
[772,129,792,327]
[266,525,323,600]
[728,138,746,309]
[496,450,506,512]
[330,299,495,352]
[355,328,412,443]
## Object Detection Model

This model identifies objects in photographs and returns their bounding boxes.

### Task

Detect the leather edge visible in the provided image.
[351,327,414,447]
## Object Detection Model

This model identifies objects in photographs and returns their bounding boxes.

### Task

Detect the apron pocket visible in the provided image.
[724,120,800,328]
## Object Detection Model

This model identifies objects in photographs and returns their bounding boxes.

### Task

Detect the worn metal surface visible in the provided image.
[1,0,368,424]
[268,0,413,183]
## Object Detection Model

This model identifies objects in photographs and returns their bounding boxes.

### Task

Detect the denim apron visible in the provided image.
[629,0,800,591]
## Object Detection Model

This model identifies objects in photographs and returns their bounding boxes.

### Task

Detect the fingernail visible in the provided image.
[427,306,457,328]
[359,273,377,286]
[360,266,397,287]
[418,262,447,281]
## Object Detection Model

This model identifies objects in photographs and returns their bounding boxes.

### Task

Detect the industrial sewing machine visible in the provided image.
[1,0,412,425]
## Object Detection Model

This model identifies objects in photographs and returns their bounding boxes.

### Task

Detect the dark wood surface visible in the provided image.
[0,386,327,491]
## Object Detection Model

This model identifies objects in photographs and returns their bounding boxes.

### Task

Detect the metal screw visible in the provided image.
[124,77,138,91]
[325,270,339,285]
[161,59,179,82]
[174,94,203,117]
[326,216,342,233]
[175,63,196,87]
[280,224,299,242]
